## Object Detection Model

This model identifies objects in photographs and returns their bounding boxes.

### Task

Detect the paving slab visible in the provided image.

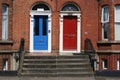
[1,76,120,80]
[0,77,19,80]
[0,76,95,80]
[95,77,120,80]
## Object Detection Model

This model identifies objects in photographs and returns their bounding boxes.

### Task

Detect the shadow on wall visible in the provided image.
[95,70,120,77]
[0,71,17,76]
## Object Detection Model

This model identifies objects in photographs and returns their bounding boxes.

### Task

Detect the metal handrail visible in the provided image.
[84,38,96,71]
[17,38,25,76]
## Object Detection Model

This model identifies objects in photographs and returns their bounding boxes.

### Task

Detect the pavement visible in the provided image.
[0,76,120,80]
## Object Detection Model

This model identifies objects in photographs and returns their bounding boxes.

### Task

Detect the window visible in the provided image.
[2,4,9,40]
[32,3,50,11]
[102,59,108,70]
[117,59,120,70]
[2,59,8,71]
[61,3,79,11]
[101,6,109,40]
[34,16,39,36]
[115,5,120,40]
[42,16,47,36]
[94,60,98,70]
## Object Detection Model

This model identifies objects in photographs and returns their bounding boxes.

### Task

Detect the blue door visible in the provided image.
[34,15,48,50]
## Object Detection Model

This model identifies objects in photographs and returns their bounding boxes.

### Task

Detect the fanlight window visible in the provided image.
[32,3,50,11]
[61,3,79,11]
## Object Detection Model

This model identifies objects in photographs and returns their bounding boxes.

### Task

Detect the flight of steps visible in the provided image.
[20,54,94,77]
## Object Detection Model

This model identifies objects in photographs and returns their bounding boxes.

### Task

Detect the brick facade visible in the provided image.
[0,0,120,71]
[97,0,120,70]
[11,0,98,51]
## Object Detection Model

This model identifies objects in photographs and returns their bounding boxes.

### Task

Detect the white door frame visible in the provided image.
[30,11,52,52]
[59,11,81,54]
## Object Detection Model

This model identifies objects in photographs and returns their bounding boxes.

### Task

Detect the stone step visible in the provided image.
[23,64,91,69]
[23,59,90,63]
[21,72,93,77]
[24,58,89,61]
[24,55,89,59]
[21,54,93,77]
[23,67,91,70]
[23,63,91,67]
[22,68,92,73]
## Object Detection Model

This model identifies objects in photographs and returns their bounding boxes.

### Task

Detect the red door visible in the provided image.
[63,16,77,50]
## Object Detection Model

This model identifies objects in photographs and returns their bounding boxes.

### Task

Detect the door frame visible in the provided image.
[30,11,52,52]
[59,12,81,54]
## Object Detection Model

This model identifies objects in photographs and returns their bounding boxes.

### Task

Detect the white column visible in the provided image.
[30,15,34,52]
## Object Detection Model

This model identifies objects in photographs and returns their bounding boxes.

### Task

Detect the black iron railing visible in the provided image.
[84,38,96,71]
[17,38,25,76]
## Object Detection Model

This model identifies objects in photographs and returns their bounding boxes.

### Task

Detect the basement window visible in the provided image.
[117,59,120,70]
[2,59,8,71]
[94,60,98,70]
[102,59,108,70]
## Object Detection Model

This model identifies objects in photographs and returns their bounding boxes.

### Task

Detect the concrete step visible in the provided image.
[22,63,91,68]
[24,59,89,62]
[24,55,89,59]
[22,68,92,73]
[22,67,91,70]
[20,54,93,77]
[21,72,93,77]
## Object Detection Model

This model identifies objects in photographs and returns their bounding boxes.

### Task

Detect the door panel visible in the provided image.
[63,16,77,50]
[34,15,48,50]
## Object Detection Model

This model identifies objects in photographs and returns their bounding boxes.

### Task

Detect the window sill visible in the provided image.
[97,50,120,54]
[97,40,120,44]
[0,50,18,53]
[0,40,14,44]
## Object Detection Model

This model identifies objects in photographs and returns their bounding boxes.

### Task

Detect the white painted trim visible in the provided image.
[30,11,52,53]
[101,6,109,40]
[117,60,120,70]
[2,59,8,71]
[102,60,108,70]
[59,12,81,54]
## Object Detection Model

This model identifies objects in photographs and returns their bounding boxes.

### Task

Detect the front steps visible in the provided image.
[20,54,94,77]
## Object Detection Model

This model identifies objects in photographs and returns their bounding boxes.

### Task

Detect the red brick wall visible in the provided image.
[1,0,120,71]
[11,0,98,51]
[12,0,57,50]
[0,54,11,70]
[99,53,120,70]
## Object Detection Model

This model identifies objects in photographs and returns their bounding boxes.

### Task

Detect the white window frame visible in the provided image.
[117,59,120,70]
[102,59,108,70]
[94,60,98,70]
[2,4,9,40]
[101,6,109,40]
[2,59,8,71]
[114,5,120,40]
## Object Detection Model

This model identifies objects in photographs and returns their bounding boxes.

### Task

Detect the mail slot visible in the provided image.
[64,34,76,37]
[39,40,44,43]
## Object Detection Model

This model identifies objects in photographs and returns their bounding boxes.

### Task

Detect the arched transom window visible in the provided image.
[32,3,50,11]
[61,3,79,11]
